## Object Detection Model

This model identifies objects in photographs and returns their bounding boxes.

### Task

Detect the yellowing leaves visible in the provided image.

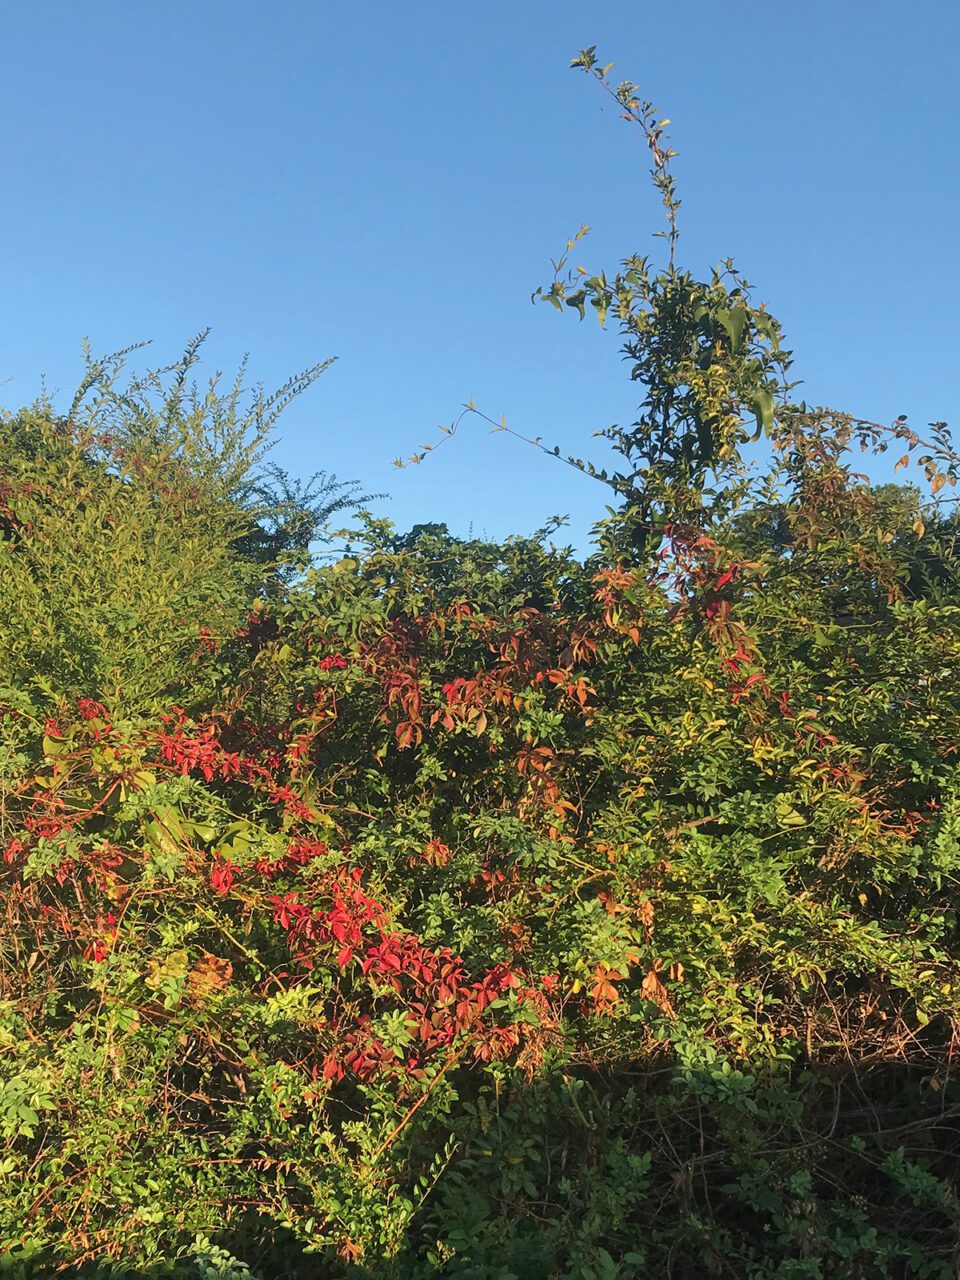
[145,950,232,1006]
[775,800,807,828]
[144,949,189,991]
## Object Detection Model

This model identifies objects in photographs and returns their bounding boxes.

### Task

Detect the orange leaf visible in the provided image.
[187,953,233,1004]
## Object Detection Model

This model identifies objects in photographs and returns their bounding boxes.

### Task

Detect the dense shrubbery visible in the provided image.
[2,52,960,1280]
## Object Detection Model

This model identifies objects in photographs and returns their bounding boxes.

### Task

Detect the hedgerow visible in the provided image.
[1,49,960,1280]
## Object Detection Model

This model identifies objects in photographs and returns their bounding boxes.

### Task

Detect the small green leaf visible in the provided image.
[717,305,748,352]
[751,386,775,433]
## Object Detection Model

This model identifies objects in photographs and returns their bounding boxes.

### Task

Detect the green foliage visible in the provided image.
[0,335,366,712]
[2,50,960,1280]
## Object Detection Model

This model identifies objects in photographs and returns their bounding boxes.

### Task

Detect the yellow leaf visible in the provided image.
[145,949,189,990]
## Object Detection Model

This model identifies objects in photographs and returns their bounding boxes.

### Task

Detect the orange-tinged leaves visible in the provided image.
[640,959,676,1018]
[187,952,233,1004]
[589,963,625,1011]
[637,898,655,940]
[395,720,423,749]
[421,838,451,867]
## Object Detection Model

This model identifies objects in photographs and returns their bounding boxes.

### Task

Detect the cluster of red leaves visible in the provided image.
[4,694,555,1088]
[256,837,330,879]
[318,654,347,671]
[263,865,548,1081]
[363,595,605,759]
[155,709,329,822]
[157,708,244,783]
[7,567,733,1090]
[83,911,118,964]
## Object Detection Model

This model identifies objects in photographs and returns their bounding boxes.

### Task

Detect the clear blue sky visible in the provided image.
[2,1,958,547]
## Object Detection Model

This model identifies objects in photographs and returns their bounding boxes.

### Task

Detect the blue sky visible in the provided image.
[2,1,958,547]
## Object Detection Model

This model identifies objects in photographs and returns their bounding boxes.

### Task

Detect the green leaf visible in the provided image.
[751,386,775,433]
[717,305,748,353]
